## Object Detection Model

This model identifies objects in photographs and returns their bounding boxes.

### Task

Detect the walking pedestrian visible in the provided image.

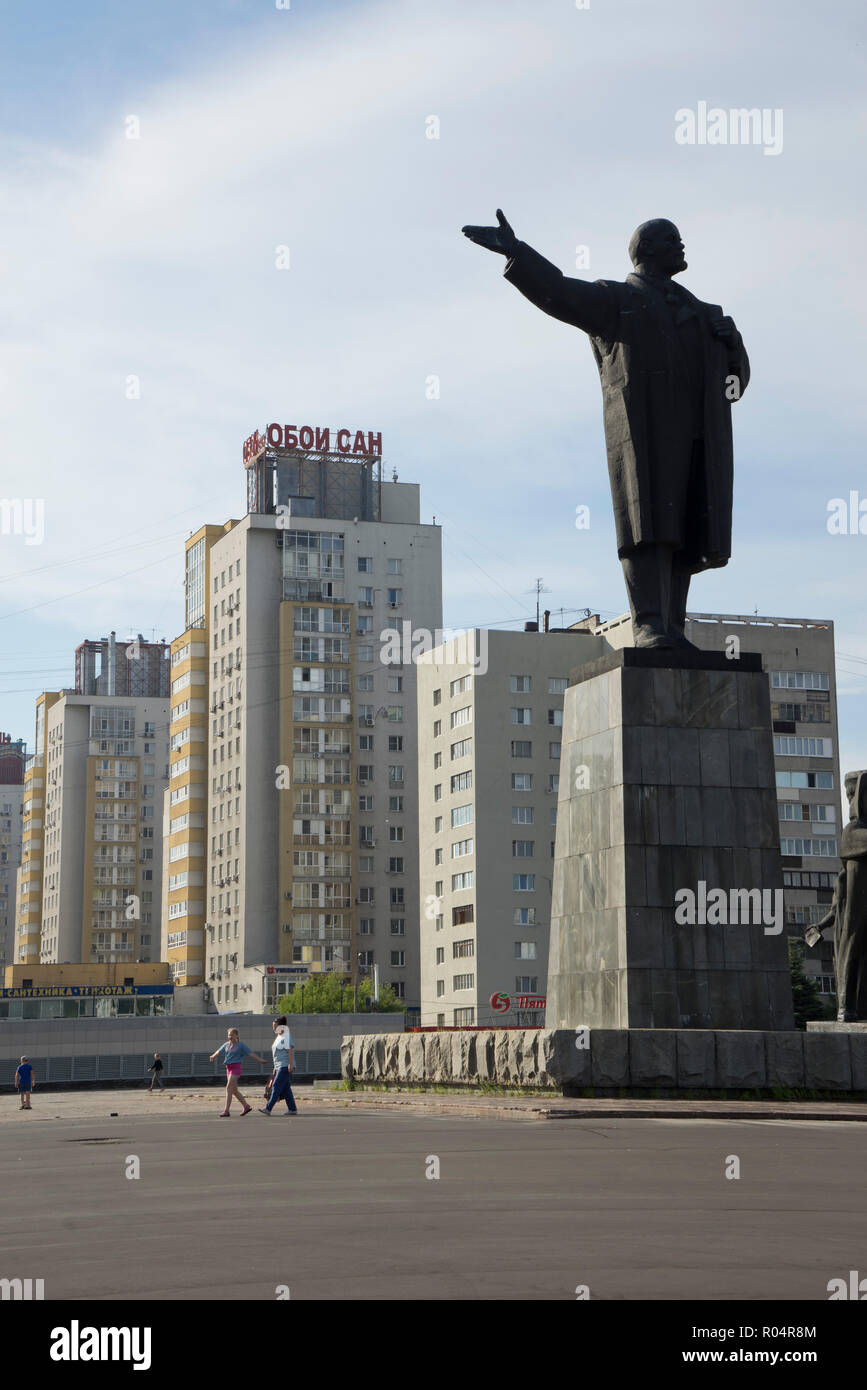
[147,1053,165,1091]
[259,1017,298,1116]
[209,1027,268,1116]
[14,1056,34,1111]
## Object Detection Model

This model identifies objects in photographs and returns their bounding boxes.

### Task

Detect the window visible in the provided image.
[776,770,834,790]
[386,558,402,574]
[436,947,445,965]
[359,886,375,904]
[390,887,405,907]
[780,837,838,857]
[359,735,374,752]
[388,857,404,873]
[387,676,403,693]
[450,675,472,696]
[358,795,374,811]
[510,675,531,692]
[358,673,374,691]
[774,736,832,758]
[359,918,375,935]
[389,795,404,812]
[387,589,402,606]
[548,774,560,793]
[512,806,534,824]
[388,736,404,752]
[388,765,404,784]
[434,751,442,769]
[357,644,373,662]
[452,871,474,890]
[389,825,404,842]
[451,706,472,729]
[515,941,537,959]
[452,838,473,858]
[435,914,444,931]
[453,974,475,991]
[511,708,532,724]
[514,907,537,924]
[511,773,533,791]
[451,803,473,828]
[548,742,561,759]
[451,771,472,793]
[390,918,405,935]
[548,709,563,727]
[358,556,373,572]
[452,904,474,925]
[770,670,829,690]
[433,720,442,738]
[358,586,374,604]
[359,855,374,873]
[548,677,568,694]
[356,615,373,633]
[434,848,443,865]
[450,738,472,760]
[434,815,443,833]
[433,688,442,706]
[454,1008,475,1025]
[434,786,442,804]
[437,981,445,998]
[512,840,534,857]
[513,874,535,891]
[511,741,532,758]
[435,880,443,896]
[390,951,406,967]
[515,976,538,992]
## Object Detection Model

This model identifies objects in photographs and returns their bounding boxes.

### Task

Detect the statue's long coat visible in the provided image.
[837,771,867,1018]
[503,243,750,573]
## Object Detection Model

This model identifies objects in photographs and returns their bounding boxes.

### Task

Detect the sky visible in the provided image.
[0,0,866,787]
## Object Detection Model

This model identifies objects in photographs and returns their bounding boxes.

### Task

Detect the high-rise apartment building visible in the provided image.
[14,641,170,967]
[416,628,604,1027]
[417,613,842,1026]
[0,734,26,968]
[162,424,442,1013]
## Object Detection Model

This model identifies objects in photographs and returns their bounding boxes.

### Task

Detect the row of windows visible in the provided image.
[770,670,829,690]
[510,708,563,726]
[776,770,834,790]
[511,741,561,759]
[780,838,838,858]
[357,556,402,574]
[778,803,835,822]
[773,736,833,758]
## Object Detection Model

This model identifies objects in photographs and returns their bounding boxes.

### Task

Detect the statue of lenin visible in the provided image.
[461,212,750,649]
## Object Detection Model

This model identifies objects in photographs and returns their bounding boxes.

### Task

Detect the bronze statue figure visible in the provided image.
[461,211,750,649]
[809,771,867,1021]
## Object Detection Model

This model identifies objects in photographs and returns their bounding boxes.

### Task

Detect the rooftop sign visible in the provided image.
[243,423,382,464]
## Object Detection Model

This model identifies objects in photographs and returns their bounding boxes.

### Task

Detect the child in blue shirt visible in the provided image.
[15,1057,33,1110]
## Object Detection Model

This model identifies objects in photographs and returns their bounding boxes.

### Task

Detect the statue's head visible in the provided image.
[629,219,687,276]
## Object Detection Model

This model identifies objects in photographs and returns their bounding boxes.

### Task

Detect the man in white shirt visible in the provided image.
[259,1015,299,1115]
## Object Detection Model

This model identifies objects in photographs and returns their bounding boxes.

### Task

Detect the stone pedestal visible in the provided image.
[547,649,794,1031]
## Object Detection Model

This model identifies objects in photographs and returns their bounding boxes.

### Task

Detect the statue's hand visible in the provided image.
[461,208,518,257]
[710,315,740,350]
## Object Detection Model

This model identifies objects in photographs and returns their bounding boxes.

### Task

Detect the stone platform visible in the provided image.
[548,649,793,1030]
[342,1028,867,1094]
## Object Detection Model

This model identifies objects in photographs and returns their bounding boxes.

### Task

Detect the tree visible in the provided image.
[274,975,404,1016]
[788,940,833,1030]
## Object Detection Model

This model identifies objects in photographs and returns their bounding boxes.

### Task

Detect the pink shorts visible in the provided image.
[225,1063,243,1077]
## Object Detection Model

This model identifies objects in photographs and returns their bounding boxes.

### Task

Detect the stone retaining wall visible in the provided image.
[341,1028,867,1093]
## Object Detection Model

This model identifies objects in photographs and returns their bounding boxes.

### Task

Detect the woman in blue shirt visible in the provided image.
[209,1028,268,1117]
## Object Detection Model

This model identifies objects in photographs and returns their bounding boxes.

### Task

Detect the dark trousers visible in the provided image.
[266,1067,297,1112]
[149,1072,164,1090]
